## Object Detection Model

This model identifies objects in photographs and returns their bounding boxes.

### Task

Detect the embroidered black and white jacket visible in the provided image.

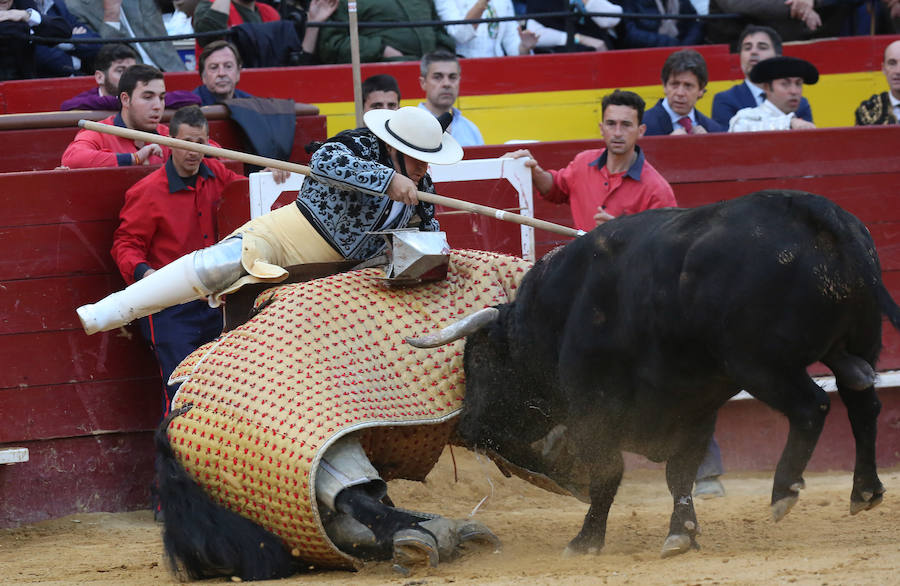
[296,128,439,260]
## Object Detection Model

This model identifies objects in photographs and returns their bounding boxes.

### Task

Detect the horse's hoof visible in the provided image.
[392,528,439,569]
[660,534,692,558]
[771,495,798,522]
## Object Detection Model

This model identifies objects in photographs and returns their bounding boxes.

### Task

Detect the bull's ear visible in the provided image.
[405,307,499,348]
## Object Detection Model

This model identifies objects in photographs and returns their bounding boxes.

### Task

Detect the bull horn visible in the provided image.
[405,307,499,348]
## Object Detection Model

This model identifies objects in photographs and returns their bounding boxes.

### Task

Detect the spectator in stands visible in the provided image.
[33,0,102,77]
[362,73,401,112]
[729,56,818,132]
[524,0,621,52]
[161,0,196,36]
[418,50,484,146]
[60,44,200,111]
[61,64,170,168]
[711,25,813,129]
[0,0,72,80]
[64,0,187,71]
[193,0,337,64]
[503,89,675,231]
[111,105,243,414]
[616,0,704,49]
[644,49,725,136]
[706,0,858,47]
[317,0,455,64]
[855,39,900,126]
[436,0,538,58]
[192,0,280,48]
[193,40,253,104]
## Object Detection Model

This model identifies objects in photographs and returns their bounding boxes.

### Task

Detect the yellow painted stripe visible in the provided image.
[314,71,889,143]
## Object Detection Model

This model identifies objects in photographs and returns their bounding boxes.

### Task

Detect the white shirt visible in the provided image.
[729,99,795,132]
[525,0,621,48]
[889,91,900,122]
[435,0,522,58]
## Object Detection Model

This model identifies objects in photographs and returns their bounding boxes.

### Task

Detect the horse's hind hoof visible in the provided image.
[660,534,692,558]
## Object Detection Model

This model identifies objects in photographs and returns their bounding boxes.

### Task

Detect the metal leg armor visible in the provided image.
[77,237,246,335]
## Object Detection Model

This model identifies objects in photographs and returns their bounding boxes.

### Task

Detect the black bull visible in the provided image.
[414,190,900,557]
[157,190,900,576]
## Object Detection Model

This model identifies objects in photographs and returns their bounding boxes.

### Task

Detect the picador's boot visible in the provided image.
[77,237,246,334]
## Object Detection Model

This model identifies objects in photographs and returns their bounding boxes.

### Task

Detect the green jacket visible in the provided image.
[317,0,455,64]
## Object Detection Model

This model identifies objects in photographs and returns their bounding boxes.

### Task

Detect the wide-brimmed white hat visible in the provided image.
[364,106,463,165]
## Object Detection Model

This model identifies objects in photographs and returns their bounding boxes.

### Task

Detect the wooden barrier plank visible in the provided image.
[0,116,326,173]
[0,220,118,280]
[0,329,157,390]
[0,274,124,335]
[672,175,900,222]
[0,167,150,227]
[0,379,161,444]
[0,433,155,529]
[464,128,900,185]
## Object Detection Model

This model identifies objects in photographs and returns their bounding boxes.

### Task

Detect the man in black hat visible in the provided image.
[728,56,819,132]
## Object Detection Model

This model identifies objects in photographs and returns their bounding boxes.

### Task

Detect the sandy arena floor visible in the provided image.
[1,448,898,585]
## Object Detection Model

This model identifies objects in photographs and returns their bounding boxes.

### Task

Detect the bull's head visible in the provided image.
[406,307,589,501]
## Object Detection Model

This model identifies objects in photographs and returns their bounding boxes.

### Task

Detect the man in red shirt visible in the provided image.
[111,105,243,414]
[61,64,170,169]
[504,89,676,231]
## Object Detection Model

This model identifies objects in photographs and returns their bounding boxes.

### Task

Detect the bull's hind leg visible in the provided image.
[563,449,623,556]
[734,367,831,521]
[836,385,884,514]
[823,343,885,514]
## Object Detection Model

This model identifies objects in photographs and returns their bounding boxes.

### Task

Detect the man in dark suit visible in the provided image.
[711,25,812,128]
[855,39,900,126]
[644,49,725,136]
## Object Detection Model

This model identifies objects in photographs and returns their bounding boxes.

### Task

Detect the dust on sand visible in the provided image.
[2,448,897,585]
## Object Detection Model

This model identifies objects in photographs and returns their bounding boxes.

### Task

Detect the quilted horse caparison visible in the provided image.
[165,249,532,568]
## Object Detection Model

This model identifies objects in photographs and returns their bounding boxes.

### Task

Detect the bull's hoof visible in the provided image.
[563,534,602,557]
[660,534,695,558]
[771,495,798,522]
[562,543,601,557]
[850,485,885,515]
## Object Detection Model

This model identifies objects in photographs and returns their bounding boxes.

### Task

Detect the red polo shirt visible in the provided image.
[111,157,243,285]
[545,146,677,231]
[62,114,170,169]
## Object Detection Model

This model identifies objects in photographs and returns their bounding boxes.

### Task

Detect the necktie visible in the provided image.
[677,116,693,133]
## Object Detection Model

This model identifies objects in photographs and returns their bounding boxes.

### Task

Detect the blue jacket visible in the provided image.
[711,82,813,128]
[643,99,725,136]
[193,84,254,105]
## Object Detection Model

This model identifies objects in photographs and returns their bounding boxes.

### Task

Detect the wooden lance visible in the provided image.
[76,120,586,238]
[348,0,364,128]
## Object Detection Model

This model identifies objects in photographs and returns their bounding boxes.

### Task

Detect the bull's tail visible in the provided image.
[878,282,900,332]
[155,409,298,581]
